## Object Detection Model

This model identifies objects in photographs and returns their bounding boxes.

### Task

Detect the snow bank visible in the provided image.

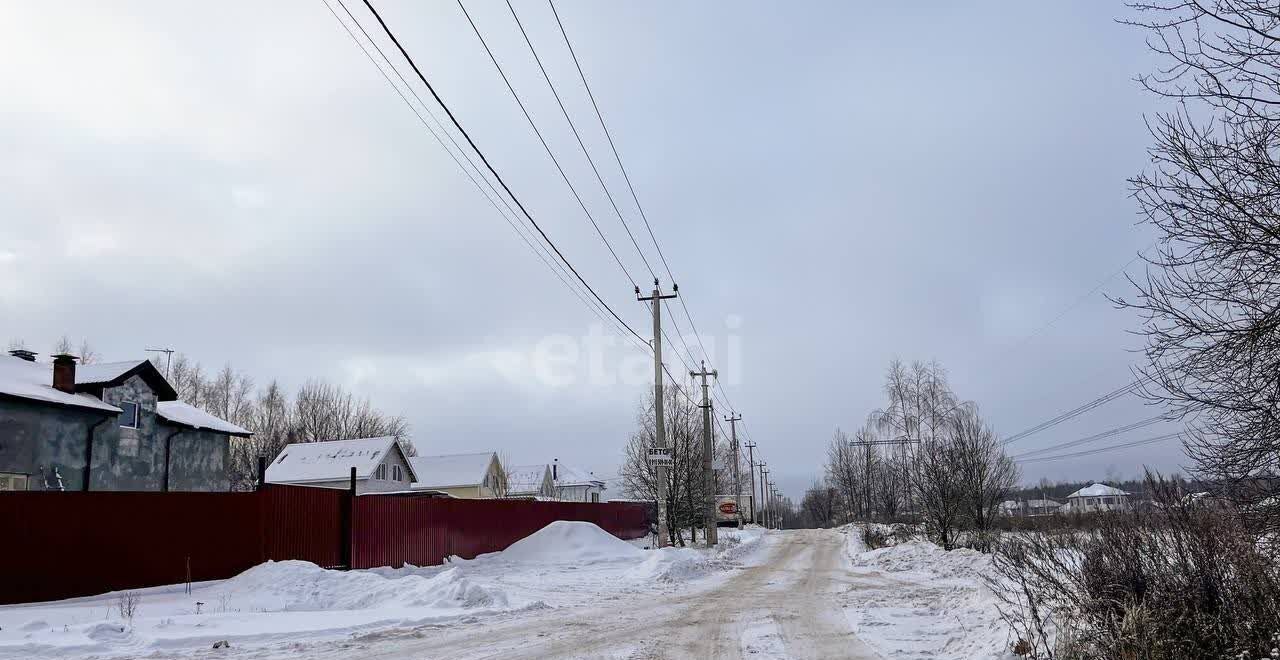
[0,522,771,659]
[500,520,643,563]
[840,527,1016,660]
[222,560,510,611]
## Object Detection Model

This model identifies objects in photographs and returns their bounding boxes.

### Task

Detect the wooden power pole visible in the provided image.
[690,360,718,546]
[637,280,678,548]
[725,413,743,528]
[745,440,757,525]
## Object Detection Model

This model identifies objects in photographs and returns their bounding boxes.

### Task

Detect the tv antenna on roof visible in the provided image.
[145,347,175,379]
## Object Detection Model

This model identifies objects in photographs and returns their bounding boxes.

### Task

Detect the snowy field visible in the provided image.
[0,523,1018,659]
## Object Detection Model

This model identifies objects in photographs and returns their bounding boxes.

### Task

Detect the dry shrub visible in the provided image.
[861,524,891,550]
[987,475,1280,660]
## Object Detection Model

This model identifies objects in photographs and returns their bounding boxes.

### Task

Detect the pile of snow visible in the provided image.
[499,520,644,563]
[840,528,1016,660]
[854,540,988,581]
[221,560,510,611]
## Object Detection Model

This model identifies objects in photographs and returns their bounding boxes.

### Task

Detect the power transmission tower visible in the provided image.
[724,413,743,528]
[744,440,757,525]
[637,280,678,548]
[690,360,718,546]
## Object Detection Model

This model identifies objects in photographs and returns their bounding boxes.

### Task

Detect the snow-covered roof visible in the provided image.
[74,360,147,385]
[1066,484,1130,499]
[554,464,606,488]
[266,437,414,484]
[1027,499,1061,508]
[0,355,120,413]
[156,400,253,437]
[409,452,497,489]
[507,463,550,494]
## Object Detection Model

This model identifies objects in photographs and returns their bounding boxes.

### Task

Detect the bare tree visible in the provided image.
[951,406,1018,548]
[800,479,839,528]
[621,382,705,546]
[1119,1,1280,532]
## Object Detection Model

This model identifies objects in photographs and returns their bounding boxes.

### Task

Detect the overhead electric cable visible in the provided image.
[1011,415,1169,459]
[505,0,656,279]
[324,0,646,353]
[453,0,640,288]
[356,0,648,347]
[1015,432,1183,464]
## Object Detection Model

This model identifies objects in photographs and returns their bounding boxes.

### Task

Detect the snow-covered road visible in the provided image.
[194,530,880,660]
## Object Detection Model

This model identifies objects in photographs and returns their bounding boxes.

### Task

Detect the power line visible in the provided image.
[548,0,675,282]
[356,0,648,348]
[506,0,656,280]
[1010,415,1169,459]
[454,0,640,289]
[324,0,645,355]
[1001,379,1142,446]
[1015,432,1183,464]
[547,0,742,424]
[1014,242,1155,347]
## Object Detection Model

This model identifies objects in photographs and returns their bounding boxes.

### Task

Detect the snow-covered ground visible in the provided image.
[0,523,1019,659]
[0,522,768,660]
[838,525,1017,660]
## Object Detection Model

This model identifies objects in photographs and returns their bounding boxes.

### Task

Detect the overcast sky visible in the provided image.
[0,1,1180,499]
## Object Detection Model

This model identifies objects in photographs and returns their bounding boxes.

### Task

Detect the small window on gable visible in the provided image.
[375,464,387,480]
[119,402,140,429]
[393,465,402,482]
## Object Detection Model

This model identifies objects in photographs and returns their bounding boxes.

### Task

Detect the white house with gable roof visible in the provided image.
[265,436,417,494]
[552,460,607,503]
[1065,483,1131,513]
[409,452,507,499]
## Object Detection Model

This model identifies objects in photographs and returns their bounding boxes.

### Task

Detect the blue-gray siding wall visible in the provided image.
[0,374,230,491]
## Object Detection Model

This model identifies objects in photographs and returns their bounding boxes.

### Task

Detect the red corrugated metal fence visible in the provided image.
[351,497,651,568]
[0,487,651,605]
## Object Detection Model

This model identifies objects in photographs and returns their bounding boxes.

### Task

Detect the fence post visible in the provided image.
[345,467,357,569]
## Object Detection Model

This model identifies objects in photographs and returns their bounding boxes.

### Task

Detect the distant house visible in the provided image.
[0,351,251,492]
[409,452,507,499]
[265,436,417,494]
[506,463,554,499]
[1065,484,1130,513]
[998,498,1063,517]
[553,461,607,503]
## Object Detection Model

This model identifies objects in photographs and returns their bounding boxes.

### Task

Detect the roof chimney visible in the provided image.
[8,349,36,362]
[51,354,79,394]
[552,458,558,481]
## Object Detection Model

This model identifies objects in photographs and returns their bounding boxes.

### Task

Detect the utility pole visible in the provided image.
[761,465,771,529]
[724,413,743,528]
[745,440,757,525]
[690,360,718,546]
[637,280,678,548]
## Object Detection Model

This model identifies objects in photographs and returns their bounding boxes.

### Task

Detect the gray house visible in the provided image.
[0,350,252,492]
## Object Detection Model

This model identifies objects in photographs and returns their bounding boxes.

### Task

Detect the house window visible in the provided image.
[375,464,387,480]
[591,492,599,503]
[392,465,403,482]
[0,473,29,491]
[119,401,140,429]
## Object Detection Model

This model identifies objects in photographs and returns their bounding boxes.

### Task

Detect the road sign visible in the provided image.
[647,447,672,466]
